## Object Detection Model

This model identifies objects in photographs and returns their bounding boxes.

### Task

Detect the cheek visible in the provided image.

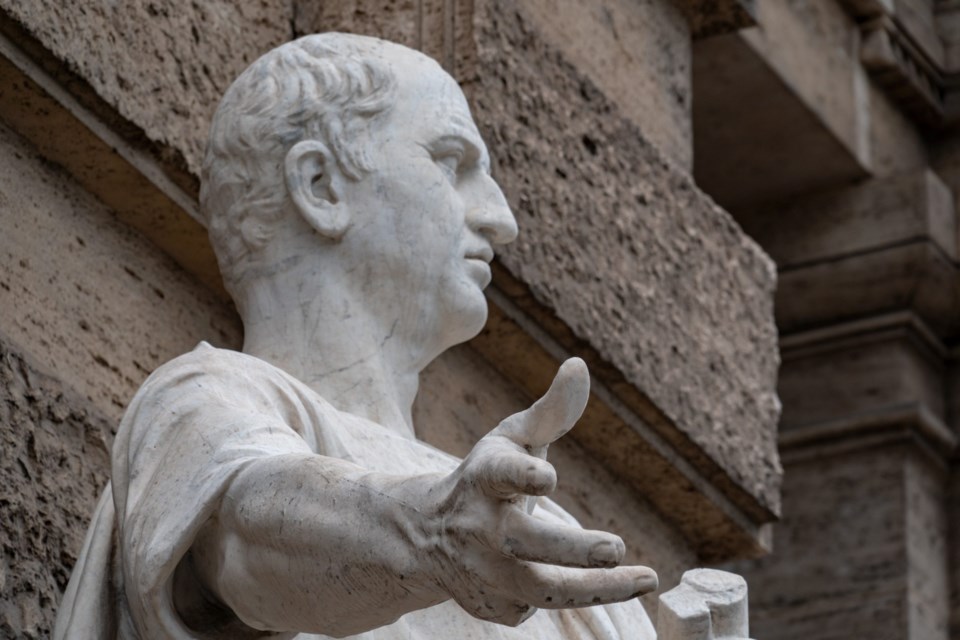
[392,193,465,262]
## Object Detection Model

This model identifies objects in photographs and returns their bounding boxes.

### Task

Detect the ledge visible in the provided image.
[673,0,757,39]
[777,312,957,465]
[838,0,960,128]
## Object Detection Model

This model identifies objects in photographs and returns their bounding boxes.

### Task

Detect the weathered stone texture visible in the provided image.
[0,122,241,422]
[519,0,693,170]
[778,333,945,431]
[0,0,293,175]
[947,462,960,637]
[742,1,865,165]
[905,454,949,640]
[730,446,917,639]
[294,0,418,50]
[0,337,111,639]
[866,83,930,179]
[737,170,955,269]
[469,0,782,513]
[737,171,960,339]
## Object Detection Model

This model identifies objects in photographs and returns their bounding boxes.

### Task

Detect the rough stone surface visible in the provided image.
[0,0,293,176]
[947,456,960,638]
[520,0,693,170]
[866,82,930,179]
[469,0,782,513]
[0,336,111,639]
[693,30,868,213]
[0,121,242,422]
[736,170,959,340]
[730,445,910,639]
[294,0,418,50]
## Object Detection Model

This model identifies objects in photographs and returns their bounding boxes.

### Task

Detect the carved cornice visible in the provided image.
[839,0,960,127]
[860,16,946,125]
[673,0,757,39]
[837,0,893,20]
[778,312,958,467]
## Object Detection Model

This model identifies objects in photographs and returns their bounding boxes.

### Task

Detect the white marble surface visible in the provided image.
[54,33,747,639]
[658,570,751,640]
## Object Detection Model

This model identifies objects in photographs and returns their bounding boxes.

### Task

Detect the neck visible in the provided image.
[236,272,425,439]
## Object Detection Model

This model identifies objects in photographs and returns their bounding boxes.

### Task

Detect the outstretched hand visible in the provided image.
[425,357,658,626]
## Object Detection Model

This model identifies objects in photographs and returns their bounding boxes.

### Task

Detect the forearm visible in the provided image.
[190,453,449,636]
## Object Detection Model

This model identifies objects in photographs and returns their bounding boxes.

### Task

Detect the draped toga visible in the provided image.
[54,342,656,640]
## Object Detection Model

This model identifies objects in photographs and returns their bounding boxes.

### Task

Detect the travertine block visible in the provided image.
[471,0,782,516]
[518,0,693,170]
[0,339,112,639]
[779,327,945,431]
[692,2,870,211]
[0,122,240,421]
[736,171,960,338]
[733,444,948,640]
[0,0,292,174]
[736,170,956,266]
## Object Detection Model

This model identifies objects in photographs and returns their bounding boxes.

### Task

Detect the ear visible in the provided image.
[284,139,351,240]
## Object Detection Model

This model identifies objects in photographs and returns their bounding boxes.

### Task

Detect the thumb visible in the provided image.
[494,357,590,449]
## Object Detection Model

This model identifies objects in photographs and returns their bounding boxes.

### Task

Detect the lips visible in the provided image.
[464,246,494,263]
[464,256,493,287]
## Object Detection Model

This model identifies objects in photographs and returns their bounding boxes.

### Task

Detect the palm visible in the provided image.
[428,358,659,626]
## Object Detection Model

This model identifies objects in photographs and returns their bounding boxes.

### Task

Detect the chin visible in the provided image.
[440,289,490,347]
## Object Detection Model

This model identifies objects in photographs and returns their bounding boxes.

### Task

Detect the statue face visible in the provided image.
[338,54,518,357]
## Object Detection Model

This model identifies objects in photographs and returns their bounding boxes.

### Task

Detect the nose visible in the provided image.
[467,175,519,246]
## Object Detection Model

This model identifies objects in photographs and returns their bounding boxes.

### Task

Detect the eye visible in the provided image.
[434,150,463,183]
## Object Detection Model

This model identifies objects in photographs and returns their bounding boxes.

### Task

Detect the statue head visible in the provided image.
[201,33,517,358]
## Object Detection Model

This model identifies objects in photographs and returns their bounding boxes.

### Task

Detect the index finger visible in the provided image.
[494,358,590,449]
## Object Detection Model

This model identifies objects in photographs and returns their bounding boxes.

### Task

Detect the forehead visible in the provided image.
[384,53,482,141]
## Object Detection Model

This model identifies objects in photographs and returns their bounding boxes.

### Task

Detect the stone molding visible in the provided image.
[860,15,946,126]
[839,0,960,127]
[778,311,957,464]
[673,0,757,39]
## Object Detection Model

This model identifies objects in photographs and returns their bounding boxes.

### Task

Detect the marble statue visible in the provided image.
[54,33,749,639]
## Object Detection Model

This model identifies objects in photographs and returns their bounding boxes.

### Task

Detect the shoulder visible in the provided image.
[146,341,270,382]
[118,342,314,429]
[138,342,294,399]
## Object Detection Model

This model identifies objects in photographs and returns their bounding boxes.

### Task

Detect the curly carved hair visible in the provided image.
[200,33,400,289]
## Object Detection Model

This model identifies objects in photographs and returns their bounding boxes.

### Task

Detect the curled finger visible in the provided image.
[498,508,625,568]
[477,450,557,499]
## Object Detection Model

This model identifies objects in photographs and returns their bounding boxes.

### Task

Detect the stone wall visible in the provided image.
[0,0,782,636]
[694,1,960,638]
[0,0,293,177]
[0,339,110,639]
[0,119,242,636]
[470,0,780,514]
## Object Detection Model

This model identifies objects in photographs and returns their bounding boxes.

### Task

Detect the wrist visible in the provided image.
[376,471,455,606]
